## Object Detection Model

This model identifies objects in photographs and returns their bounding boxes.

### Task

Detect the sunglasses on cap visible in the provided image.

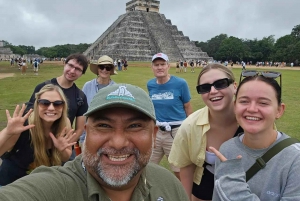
[98,65,112,71]
[196,78,234,94]
[37,99,65,109]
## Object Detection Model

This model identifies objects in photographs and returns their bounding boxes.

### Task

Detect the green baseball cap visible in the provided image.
[84,83,156,121]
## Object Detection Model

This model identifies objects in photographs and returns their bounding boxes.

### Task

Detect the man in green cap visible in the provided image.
[0,84,189,201]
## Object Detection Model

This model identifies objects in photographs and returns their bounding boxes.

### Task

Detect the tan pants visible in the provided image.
[150,127,180,172]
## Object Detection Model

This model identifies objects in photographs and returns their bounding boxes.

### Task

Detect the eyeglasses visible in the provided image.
[196,78,234,94]
[66,63,83,73]
[38,99,65,109]
[98,65,112,71]
[239,70,282,88]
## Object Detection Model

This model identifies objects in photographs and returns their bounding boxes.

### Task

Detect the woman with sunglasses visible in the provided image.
[0,84,76,186]
[169,63,242,201]
[79,55,116,145]
[210,73,300,200]
[82,55,116,105]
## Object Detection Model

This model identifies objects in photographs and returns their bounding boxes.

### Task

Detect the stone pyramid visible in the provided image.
[83,0,212,62]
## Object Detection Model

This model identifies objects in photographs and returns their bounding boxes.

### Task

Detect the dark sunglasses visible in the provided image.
[239,70,282,88]
[98,65,112,71]
[37,99,65,109]
[196,78,234,94]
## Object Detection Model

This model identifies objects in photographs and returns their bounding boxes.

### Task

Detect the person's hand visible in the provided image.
[209,146,242,162]
[49,127,77,152]
[5,104,34,136]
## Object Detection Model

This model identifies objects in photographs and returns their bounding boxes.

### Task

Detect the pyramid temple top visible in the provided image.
[126,0,160,13]
[0,41,5,47]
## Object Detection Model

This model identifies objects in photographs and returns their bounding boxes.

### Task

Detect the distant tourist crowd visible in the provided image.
[0,53,299,201]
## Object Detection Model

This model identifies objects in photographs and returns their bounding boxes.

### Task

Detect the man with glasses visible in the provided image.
[79,55,116,145]
[27,53,89,160]
[147,53,193,180]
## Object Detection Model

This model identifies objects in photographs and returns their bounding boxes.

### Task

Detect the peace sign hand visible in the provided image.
[5,104,34,136]
[49,127,77,152]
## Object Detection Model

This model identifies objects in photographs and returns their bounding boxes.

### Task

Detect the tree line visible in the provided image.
[195,24,300,65]
[3,24,300,63]
[4,42,90,58]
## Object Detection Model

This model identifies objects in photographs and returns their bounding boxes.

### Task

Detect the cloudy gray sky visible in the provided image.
[0,0,299,49]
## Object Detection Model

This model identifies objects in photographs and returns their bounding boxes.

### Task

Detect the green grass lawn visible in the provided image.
[1,61,300,168]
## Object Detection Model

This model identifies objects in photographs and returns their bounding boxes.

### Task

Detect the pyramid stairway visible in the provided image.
[84,11,212,62]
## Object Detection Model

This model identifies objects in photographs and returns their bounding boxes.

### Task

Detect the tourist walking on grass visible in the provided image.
[21,59,27,75]
[176,60,180,73]
[180,59,184,73]
[33,59,39,75]
[123,59,128,71]
[184,60,188,72]
[117,59,122,71]
[10,58,14,67]
[169,64,242,201]
[0,84,75,186]
[17,58,22,70]
[242,61,246,70]
[190,60,195,73]
[210,71,300,201]
[147,53,193,180]
[79,55,116,145]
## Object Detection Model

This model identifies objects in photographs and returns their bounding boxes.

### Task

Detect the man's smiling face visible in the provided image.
[83,107,157,188]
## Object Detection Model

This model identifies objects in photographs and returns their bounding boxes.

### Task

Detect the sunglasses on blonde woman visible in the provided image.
[196,78,234,94]
[37,99,65,109]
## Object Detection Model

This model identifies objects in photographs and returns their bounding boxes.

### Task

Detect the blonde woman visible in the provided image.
[169,64,242,201]
[0,84,76,185]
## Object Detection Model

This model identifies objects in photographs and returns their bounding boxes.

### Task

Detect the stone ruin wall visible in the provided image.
[90,12,156,61]
[0,46,16,60]
[140,11,183,61]
[160,14,211,61]
[84,13,128,60]
[0,47,13,54]
[126,0,160,13]
[84,10,212,62]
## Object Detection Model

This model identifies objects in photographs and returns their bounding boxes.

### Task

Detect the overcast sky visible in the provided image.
[0,0,299,49]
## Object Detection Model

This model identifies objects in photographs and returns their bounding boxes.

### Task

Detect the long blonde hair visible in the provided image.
[28,84,70,168]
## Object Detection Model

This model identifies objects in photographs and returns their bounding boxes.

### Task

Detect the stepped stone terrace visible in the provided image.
[84,0,212,62]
